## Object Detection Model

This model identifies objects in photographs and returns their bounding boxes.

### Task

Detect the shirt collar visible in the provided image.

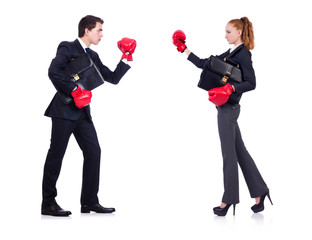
[230,43,243,53]
[78,38,89,52]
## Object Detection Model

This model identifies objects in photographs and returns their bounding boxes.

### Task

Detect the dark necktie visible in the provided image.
[85,47,91,56]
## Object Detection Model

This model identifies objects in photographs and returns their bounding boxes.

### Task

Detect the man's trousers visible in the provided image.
[42,112,101,207]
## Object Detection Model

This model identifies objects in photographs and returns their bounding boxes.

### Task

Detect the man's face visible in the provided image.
[85,22,103,45]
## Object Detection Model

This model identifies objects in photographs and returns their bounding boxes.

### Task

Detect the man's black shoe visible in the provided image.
[41,204,72,217]
[81,203,115,213]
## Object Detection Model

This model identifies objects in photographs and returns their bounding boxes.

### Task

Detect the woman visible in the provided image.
[172,17,272,216]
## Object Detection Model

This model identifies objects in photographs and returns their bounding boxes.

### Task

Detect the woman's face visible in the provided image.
[225,23,242,46]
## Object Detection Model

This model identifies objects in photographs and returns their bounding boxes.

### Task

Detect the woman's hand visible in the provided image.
[184,48,191,56]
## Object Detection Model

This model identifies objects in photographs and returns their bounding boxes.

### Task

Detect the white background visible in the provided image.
[1,0,311,239]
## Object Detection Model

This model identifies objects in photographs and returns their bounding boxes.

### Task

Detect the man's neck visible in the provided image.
[79,36,91,48]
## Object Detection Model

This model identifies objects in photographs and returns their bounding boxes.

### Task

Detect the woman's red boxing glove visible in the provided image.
[172,30,187,53]
[208,83,233,106]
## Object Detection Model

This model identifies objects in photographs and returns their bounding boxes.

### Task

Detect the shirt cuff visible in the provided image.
[122,58,132,67]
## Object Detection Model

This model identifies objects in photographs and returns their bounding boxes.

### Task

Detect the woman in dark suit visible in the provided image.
[172,17,272,216]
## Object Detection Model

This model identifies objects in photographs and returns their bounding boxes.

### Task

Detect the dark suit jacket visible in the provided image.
[45,39,131,120]
[187,44,256,104]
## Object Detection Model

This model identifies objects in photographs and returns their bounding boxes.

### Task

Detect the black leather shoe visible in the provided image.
[81,203,115,213]
[41,204,72,217]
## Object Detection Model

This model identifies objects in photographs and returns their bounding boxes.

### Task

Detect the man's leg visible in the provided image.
[73,117,101,206]
[42,118,74,207]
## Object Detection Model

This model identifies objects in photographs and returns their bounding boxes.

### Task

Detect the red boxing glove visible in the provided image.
[208,83,233,106]
[172,30,187,53]
[117,38,137,61]
[71,86,92,109]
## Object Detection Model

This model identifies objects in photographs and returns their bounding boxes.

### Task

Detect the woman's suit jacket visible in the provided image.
[187,44,256,104]
[45,39,130,121]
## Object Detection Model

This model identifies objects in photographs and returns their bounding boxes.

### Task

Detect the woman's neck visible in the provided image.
[234,39,243,47]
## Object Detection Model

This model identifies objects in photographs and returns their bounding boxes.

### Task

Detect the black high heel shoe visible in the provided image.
[213,204,236,216]
[251,191,273,213]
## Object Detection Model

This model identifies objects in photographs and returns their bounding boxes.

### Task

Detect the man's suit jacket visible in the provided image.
[187,44,256,104]
[45,39,131,121]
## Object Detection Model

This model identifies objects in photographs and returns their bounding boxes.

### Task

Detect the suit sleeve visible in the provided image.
[187,50,229,69]
[232,50,256,94]
[187,52,209,69]
[92,52,131,85]
[48,42,77,95]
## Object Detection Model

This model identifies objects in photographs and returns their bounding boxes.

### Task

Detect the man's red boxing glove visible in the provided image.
[117,38,137,61]
[208,83,233,106]
[71,86,92,109]
[172,30,187,53]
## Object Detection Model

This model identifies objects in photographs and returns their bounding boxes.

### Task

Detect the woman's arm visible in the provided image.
[186,48,209,69]
[232,49,256,94]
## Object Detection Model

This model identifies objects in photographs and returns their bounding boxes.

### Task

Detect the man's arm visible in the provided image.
[48,42,77,95]
[92,51,131,85]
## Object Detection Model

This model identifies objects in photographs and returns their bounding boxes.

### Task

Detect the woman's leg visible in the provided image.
[235,122,269,198]
[217,104,241,204]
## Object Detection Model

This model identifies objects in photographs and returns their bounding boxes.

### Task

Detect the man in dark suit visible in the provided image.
[42,15,136,216]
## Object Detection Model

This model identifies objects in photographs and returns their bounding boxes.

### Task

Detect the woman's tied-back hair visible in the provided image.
[229,17,255,50]
[78,15,104,38]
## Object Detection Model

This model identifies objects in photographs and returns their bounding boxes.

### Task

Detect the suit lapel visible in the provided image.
[74,39,86,55]
[227,44,244,58]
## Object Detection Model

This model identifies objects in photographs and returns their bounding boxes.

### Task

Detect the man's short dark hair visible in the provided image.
[78,15,104,37]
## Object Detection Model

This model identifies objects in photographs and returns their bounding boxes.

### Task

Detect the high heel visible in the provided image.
[213,204,236,216]
[251,191,273,213]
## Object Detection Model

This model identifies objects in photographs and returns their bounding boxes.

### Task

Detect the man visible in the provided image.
[42,15,136,217]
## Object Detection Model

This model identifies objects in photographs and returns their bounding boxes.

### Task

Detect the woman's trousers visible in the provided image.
[217,103,269,204]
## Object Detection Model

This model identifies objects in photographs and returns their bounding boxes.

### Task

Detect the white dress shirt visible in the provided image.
[230,43,243,53]
[77,38,131,66]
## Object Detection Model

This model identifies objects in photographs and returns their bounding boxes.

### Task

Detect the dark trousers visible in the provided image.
[42,112,101,207]
[217,103,269,204]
